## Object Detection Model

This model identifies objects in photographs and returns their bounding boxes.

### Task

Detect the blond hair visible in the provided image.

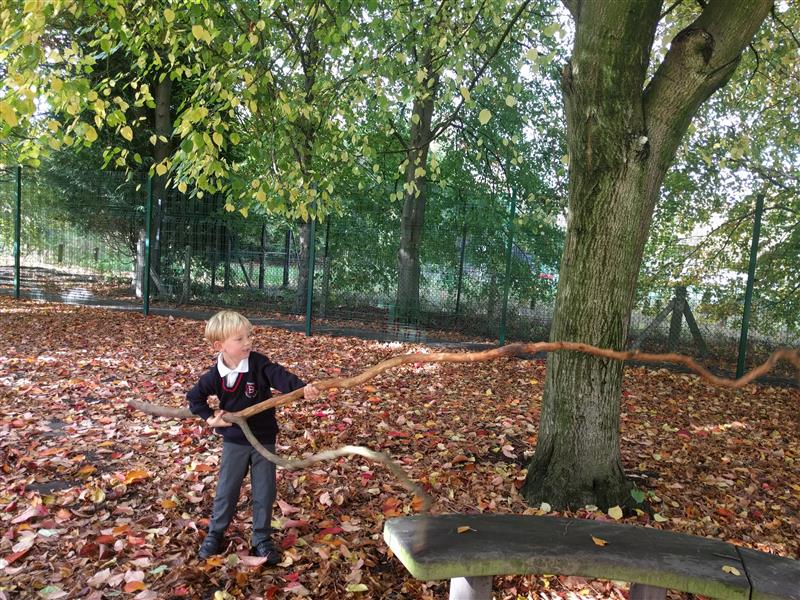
[204,310,252,342]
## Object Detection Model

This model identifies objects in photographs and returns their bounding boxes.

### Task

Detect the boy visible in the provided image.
[187,310,319,563]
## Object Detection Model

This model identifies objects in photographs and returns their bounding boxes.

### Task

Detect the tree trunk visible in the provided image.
[396,62,437,323]
[283,229,291,288]
[523,0,771,511]
[293,221,312,313]
[151,74,172,280]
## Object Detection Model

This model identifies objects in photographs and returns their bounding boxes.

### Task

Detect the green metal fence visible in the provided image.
[1,167,797,379]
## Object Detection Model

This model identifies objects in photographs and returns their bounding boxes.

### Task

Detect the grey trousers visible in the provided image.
[208,441,276,546]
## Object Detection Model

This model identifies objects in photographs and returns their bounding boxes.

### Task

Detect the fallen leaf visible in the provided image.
[591,536,608,547]
[456,526,475,533]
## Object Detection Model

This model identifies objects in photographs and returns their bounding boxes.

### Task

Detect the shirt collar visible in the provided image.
[217,354,249,378]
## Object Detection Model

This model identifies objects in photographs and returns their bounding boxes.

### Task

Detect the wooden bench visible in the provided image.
[383,514,800,600]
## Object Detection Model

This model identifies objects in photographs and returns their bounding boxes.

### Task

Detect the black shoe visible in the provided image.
[198,533,223,559]
[251,540,281,566]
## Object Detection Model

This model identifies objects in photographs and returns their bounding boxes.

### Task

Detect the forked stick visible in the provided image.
[127,343,800,512]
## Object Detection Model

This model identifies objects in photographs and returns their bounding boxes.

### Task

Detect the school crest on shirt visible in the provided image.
[245,382,257,398]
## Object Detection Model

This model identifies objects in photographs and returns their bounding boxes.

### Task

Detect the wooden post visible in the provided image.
[631,299,675,349]
[667,286,686,351]
[57,243,64,264]
[238,257,253,288]
[682,302,708,357]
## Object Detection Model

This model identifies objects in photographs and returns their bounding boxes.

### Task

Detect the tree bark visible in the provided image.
[290,16,319,314]
[396,54,437,322]
[151,74,172,282]
[293,221,312,313]
[523,0,772,510]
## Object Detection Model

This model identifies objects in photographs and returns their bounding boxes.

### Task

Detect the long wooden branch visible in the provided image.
[128,342,800,421]
[229,420,431,512]
[127,342,800,513]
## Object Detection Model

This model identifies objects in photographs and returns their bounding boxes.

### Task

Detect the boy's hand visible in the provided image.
[303,384,320,401]
[206,410,232,428]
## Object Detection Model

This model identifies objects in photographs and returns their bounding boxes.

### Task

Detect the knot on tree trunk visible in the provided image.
[672,27,715,69]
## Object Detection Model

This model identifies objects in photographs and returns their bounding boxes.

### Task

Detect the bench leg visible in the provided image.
[449,576,492,600]
[629,583,667,600]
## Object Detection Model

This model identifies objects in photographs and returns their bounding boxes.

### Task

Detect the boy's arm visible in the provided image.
[263,360,306,394]
[187,372,216,421]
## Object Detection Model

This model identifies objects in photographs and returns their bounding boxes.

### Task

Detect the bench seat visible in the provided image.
[383,514,800,600]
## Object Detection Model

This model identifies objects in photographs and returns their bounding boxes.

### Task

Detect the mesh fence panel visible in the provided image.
[0,168,15,286]
[1,167,796,379]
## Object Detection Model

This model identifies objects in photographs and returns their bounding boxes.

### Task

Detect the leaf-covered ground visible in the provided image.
[0,297,798,599]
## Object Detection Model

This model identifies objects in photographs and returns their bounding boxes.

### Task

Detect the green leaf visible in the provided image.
[630,488,645,503]
[0,101,18,127]
[478,109,491,125]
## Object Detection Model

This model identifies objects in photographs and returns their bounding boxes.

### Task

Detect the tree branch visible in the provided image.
[127,341,800,516]
[430,0,534,141]
[643,0,773,166]
[771,4,800,49]
[660,0,686,20]
[129,342,800,421]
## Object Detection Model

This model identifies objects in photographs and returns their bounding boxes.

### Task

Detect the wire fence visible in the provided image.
[1,167,797,380]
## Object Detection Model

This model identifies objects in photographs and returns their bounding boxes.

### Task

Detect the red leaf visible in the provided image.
[95,535,115,545]
[3,546,32,566]
[79,542,99,557]
[282,519,309,530]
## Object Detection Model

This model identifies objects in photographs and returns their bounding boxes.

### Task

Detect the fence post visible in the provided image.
[143,175,153,316]
[305,218,317,336]
[499,188,517,345]
[736,193,764,378]
[13,166,21,299]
